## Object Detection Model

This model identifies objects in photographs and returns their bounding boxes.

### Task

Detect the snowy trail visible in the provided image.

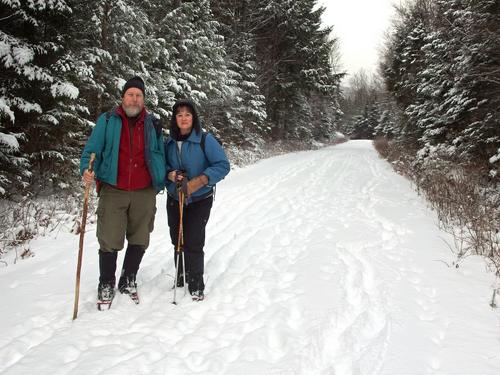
[1,140,499,375]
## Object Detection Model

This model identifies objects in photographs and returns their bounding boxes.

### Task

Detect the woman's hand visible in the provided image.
[168,170,186,183]
[167,170,177,182]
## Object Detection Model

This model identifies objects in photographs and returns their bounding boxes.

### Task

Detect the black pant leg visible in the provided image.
[99,250,118,284]
[182,197,213,275]
[167,195,181,246]
[121,244,145,277]
[167,195,183,274]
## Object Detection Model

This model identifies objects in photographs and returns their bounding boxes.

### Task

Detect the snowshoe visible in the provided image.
[190,289,205,301]
[97,281,115,310]
[118,275,139,304]
[188,273,205,301]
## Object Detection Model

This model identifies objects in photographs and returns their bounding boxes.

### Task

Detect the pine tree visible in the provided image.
[373,98,400,139]
[251,0,342,141]
[0,0,83,195]
[142,0,234,136]
[138,0,183,118]
[349,103,379,140]
[452,0,500,168]
[70,0,151,119]
[381,0,500,174]
[210,0,268,147]
[297,0,343,140]
[381,0,434,145]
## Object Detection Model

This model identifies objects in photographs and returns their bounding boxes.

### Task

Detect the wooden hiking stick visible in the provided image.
[173,189,186,304]
[73,153,95,320]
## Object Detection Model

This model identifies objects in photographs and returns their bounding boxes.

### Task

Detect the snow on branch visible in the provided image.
[0,97,15,122]
[0,132,19,151]
[489,149,500,164]
[50,81,79,99]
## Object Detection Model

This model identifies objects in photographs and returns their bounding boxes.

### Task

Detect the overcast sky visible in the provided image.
[318,0,398,78]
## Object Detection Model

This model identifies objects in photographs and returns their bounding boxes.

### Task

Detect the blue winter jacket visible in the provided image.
[80,108,166,192]
[164,130,230,203]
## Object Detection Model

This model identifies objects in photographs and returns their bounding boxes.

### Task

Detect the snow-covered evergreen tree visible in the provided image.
[381,0,500,176]
[141,0,235,136]
[296,0,343,140]
[374,100,400,139]
[223,29,268,146]
[0,0,348,197]
[450,0,500,171]
[251,0,343,141]
[70,0,151,119]
[349,115,369,140]
[382,0,433,144]
[211,0,268,147]
[349,104,379,140]
[0,0,83,195]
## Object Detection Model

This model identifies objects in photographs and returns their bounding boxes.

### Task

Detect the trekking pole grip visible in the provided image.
[88,153,96,173]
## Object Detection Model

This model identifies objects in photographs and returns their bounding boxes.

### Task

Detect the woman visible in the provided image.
[164,99,230,301]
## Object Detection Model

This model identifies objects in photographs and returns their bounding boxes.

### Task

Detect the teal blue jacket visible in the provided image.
[165,130,230,203]
[80,108,166,192]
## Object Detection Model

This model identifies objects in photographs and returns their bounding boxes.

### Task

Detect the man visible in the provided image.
[80,76,165,309]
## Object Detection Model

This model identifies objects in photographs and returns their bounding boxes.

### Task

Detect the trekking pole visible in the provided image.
[173,189,186,305]
[73,153,96,320]
[180,190,187,296]
[490,288,498,308]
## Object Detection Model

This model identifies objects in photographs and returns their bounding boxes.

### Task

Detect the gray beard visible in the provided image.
[123,105,142,117]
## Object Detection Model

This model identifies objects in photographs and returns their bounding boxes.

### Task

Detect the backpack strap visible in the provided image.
[95,110,112,195]
[200,131,222,157]
[200,131,207,157]
[151,117,163,138]
[200,131,221,201]
[103,110,113,148]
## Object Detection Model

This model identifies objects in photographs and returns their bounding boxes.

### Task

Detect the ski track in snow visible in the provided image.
[0,140,499,375]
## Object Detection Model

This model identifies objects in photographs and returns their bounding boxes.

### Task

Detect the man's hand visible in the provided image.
[182,175,208,197]
[82,170,95,185]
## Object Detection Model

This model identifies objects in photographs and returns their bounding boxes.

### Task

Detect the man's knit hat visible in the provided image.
[122,76,145,97]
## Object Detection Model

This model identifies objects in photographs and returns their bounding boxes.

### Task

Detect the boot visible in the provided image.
[98,281,115,303]
[118,245,144,294]
[188,272,205,301]
[98,250,117,286]
[118,273,137,295]
[97,250,117,306]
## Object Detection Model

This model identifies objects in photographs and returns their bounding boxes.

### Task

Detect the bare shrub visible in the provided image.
[374,140,500,276]
[373,136,390,158]
[0,190,97,264]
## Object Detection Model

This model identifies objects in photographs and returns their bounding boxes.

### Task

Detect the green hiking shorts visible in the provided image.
[96,184,157,252]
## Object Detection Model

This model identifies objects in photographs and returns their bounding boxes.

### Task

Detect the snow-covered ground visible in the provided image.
[1,140,499,375]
